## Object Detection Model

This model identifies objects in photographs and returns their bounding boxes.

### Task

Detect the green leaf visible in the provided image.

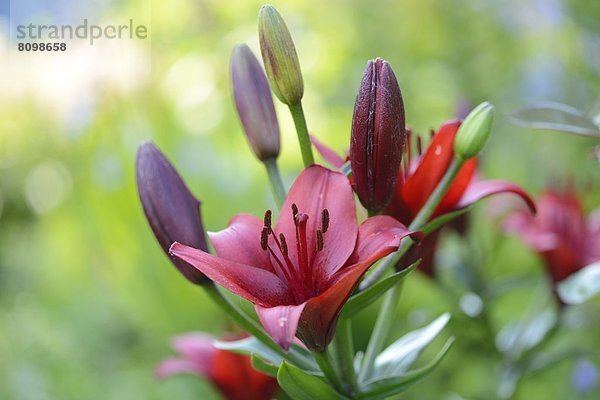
[510,102,600,137]
[251,354,279,377]
[357,338,455,399]
[215,337,318,372]
[421,206,472,235]
[277,361,344,400]
[496,309,557,358]
[372,313,451,378]
[342,262,419,318]
[557,261,600,305]
[215,336,284,366]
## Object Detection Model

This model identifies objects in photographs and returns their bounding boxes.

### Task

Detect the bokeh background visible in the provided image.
[0,0,599,399]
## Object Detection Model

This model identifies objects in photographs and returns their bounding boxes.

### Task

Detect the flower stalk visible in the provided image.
[289,102,315,166]
[263,157,286,208]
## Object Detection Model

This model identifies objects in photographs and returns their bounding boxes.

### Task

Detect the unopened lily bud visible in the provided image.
[350,58,406,213]
[258,4,303,106]
[136,142,209,285]
[231,44,280,161]
[454,101,494,160]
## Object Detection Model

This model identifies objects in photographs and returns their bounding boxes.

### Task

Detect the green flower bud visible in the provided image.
[454,101,494,160]
[258,4,304,106]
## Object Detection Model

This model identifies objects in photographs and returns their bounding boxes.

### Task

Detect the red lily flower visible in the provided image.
[170,165,416,351]
[383,120,536,275]
[503,189,600,283]
[156,332,278,400]
[313,121,535,275]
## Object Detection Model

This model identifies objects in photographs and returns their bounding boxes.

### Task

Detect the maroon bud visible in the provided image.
[350,58,406,213]
[136,142,209,285]
[231,44,281,161]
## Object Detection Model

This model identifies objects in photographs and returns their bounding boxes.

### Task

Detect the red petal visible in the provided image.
[276,165,358,280]
[434,158,477,217]
[310,135,346,168]
[255,303,306,350]
[324,215,417,281]
[296,220,414,352]
[209,214,274,273]
[402,121,461,215]
[456,179,536,214]
[170,242,293,307]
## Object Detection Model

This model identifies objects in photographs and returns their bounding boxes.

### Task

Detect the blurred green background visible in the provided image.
[0,0,599,399]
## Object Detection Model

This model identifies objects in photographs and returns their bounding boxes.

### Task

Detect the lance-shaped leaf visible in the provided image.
[136,142,209,285]
[371,313,451,379]
[357,338,454,399]
[277,361,345,400]
[341,261,419,318]
[557,261,600,305]
[510,101,600,137]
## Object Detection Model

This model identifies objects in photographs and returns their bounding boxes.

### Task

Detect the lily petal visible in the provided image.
[456,179,536,214]
[298,233,404,352]
[170,242,293,307]
[171,333,216,371]
[255,303,306,350]
[155,358,204,379]
[209,214,274,272]
[310,135,346,168]
[402,121,461,215]
[322,215,417,281]
[276,165,358,279]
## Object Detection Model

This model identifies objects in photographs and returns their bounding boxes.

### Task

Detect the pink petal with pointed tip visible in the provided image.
[209,214,274,272]
[276,165,358,280]
[255,303,306,350]
[155,358,205,379]
[310,135,346,168]
[170,242,293,307]
[456,179,536,214]
[171,333,216,369]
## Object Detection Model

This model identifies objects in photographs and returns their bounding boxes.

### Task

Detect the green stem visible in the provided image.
[263,157,286,208]
[359,158,465,290]
[357,157,465,382]
[314,349,345,395]
[204,283,285,356]
[288,102,315,167]
[332,318,358,394]
[358,283,402,382]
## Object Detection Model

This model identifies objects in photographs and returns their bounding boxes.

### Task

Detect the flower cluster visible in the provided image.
[132,4,560,399]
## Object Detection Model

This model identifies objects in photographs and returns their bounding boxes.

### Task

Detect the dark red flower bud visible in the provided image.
[350,58,406,213]
[136,142,209,285]
[231,44,281,161]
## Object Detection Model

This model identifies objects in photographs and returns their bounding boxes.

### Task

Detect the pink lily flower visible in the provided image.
[170,165,417,351]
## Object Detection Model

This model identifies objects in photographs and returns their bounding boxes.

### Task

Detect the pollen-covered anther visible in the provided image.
[417,135,423,156]
[291,203,299,218]
[279,233,288,256]
[316,230,324,251]
[260,227,269,250]
[263,210,272,230]
[321,209,329,233]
